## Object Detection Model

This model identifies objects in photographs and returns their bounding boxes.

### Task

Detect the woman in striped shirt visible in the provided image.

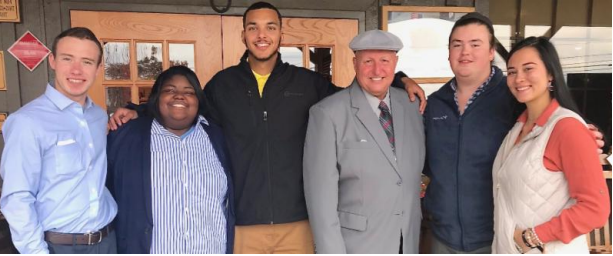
[107,66,235,254]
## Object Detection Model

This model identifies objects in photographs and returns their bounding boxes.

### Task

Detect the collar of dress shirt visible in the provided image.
[152,115,209,136]
[362,86,391,116]
[44,83,94,111]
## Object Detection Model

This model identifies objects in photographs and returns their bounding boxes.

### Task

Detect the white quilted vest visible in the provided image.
[492,107,589,254]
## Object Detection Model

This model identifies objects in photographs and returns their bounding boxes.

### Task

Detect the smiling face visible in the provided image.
[49,36,102,105]
[353,50,398,100]
[507,47,553,106]
[242,8,282,63]
[158,75,199,136]
[448,23,495,82]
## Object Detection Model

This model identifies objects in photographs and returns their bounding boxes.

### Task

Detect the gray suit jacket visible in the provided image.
[303,81,425,254]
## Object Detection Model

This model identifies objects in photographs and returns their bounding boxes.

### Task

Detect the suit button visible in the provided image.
[144,228,150,235]
[396,180,402,186]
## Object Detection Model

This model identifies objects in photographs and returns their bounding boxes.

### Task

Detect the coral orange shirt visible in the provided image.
[516,100,611,243]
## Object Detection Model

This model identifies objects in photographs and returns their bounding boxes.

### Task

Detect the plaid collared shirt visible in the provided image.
[450,67,496,115]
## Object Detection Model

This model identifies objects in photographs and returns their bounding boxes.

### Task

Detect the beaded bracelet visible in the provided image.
[521,229,533,248]
[528,228,545,253]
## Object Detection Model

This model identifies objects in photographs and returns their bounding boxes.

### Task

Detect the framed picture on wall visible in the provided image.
[0,113,6,133]
[381,6,474,95]
[0,51,5,91]
[0,0,20,23]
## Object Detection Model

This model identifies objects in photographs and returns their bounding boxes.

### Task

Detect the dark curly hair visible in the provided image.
[146,66,208,126]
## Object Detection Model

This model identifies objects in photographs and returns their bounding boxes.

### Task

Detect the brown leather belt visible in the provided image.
[44,224,113,245]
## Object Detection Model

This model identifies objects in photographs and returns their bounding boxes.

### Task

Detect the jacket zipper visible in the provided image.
[456,113,466,251]
[249,69,275,224]
[455,79,492,250]
[263,110,275,224]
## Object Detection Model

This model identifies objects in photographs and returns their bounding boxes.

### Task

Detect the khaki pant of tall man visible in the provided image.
[234,220,315,254]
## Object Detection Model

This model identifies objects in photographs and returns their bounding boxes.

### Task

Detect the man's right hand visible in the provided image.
[108,107,138,131]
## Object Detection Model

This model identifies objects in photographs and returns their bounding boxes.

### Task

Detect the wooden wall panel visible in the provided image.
[521,0,554,37]
[221,16,244,69]
[489,0,517,25]
[591,0,612,27]
[331,19,358,87]
[555,0,590,33]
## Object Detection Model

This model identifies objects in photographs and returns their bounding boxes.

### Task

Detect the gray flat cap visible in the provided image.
[349,29,403,52]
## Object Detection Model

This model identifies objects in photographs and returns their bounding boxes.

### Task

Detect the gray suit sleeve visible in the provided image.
[303,105,347,253]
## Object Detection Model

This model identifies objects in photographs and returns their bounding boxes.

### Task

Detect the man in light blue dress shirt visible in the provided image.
[0,27,117,254]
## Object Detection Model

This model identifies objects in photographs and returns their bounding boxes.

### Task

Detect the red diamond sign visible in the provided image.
[8,31,51,72]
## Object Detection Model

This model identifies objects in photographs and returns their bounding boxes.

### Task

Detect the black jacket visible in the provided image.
[107,117,235,253]
[203,51,338,225]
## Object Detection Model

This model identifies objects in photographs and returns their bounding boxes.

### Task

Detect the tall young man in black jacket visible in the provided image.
[109,2,425,253]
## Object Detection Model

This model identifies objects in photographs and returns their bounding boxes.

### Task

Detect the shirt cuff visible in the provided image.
[534,225,554,244]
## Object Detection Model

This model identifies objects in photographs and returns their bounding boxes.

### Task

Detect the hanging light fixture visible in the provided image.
[210,0,232,13]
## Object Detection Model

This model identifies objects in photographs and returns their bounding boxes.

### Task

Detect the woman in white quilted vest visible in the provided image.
[492,36,610,254]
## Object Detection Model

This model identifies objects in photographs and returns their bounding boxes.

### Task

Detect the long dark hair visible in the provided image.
[146,66,208,125]
[507,36,582,116]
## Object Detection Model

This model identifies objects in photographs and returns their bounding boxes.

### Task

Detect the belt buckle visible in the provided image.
[87,230,103,245]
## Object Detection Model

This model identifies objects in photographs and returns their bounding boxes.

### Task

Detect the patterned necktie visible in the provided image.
[378,101,395,152]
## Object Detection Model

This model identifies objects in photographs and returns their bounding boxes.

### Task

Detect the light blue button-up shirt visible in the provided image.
[0,84,117,254]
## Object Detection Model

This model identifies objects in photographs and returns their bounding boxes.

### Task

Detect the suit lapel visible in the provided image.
[350,81,400,176]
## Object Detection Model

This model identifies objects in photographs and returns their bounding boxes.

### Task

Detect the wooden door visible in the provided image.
[71,11,358,112]
[71,11,222,113]
[222,16,358,87]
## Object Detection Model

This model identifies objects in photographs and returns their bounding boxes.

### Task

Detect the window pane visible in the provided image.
[280,46,303,67]
[585,90,611,139]
[422,83,446,98]
[137,42,163,80]
[388,11,470,78]
[551,27,612,75]
[104,42,130,80]
[106,87,131,115]
[493,24,512,73]
[169,43,195,71]
[525,25,551,38]
[309,47,332,82]
[138,87,152,104]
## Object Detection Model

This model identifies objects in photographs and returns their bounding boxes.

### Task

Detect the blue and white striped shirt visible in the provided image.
[150,116,227,254]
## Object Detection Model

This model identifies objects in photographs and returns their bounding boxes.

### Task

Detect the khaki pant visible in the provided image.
[234,220,315,254]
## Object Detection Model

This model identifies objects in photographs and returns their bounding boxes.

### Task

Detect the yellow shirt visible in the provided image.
[252,70,270,97]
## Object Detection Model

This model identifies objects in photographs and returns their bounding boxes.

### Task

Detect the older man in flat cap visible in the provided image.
[303,29,425,254]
